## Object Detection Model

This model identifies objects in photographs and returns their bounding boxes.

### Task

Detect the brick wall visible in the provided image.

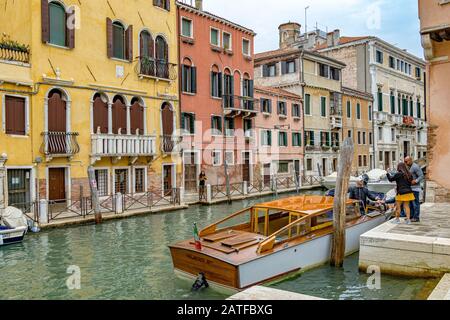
[320,46,359,90]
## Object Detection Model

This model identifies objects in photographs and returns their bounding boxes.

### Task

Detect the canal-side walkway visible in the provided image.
[428,274,450,300]
[359,202,450,277]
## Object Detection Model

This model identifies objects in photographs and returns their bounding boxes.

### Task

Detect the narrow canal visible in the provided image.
[0,191,437,300]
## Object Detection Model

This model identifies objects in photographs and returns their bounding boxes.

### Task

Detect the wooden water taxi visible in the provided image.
[169,195,386,293]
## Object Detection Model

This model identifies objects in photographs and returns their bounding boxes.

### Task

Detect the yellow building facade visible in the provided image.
[0,0,181,214]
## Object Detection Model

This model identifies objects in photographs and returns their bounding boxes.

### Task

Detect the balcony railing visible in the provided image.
[41,132,80,157]
[0,46,30,64]
[160,135,182,154]
[91,134,156,157]
[137,57,177,81]
[330,116,342,129]
[223,95,258,114]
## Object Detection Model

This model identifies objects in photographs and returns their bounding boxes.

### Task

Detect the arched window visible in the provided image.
[155,36,169,78]
[112,21,126,60]
[112,96,127,134]
[48,89,67,132]
[130,97,144,135]
[223,68,233,108]
[140,31,154,58]
[181,58,196,94]
[49,1,67,47]
[211,65,222,98]
[93,93,108,134]
[139,31,155,76]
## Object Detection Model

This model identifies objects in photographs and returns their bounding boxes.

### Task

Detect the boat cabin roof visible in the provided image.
[253,195,357,217]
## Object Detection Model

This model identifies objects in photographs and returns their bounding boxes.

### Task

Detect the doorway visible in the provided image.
[242,152,251,183]
[163,165,174,196]
[322,158,327,176]
[263,164,271,187]
[403,141,411,159]
[48,168,66,202]
[161,103,174,153]
[184,153,197,192]
[384,151,391,170]
[7,169,31,210]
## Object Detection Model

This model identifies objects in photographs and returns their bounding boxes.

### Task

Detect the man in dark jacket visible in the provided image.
[349,178,384,215]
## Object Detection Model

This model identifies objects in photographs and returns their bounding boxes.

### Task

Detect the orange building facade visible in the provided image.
[177,1,257,192]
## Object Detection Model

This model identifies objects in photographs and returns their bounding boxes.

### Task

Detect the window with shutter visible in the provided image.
[5,96,26,135]
[125,25,133,62]
[112,96,127,134]
[112,21,126,60]
[130,98,144,135]
[93,94,108,134]
[48,1,67,47]
[321,97,326,117]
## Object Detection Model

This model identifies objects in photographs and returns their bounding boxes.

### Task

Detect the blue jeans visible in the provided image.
[410,191,421,220]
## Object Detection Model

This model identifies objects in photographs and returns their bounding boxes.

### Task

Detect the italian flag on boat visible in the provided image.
[193,223,202,250]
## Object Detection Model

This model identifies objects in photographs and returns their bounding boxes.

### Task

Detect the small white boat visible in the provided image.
[322,169,396,194]
[169,195,386,293]
[0,206,28,247]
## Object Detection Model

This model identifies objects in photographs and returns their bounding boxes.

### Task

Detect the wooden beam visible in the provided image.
[330,138,354,267]
[88,166,102,224]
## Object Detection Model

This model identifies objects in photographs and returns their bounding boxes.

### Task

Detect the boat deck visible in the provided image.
[171,215,373,267]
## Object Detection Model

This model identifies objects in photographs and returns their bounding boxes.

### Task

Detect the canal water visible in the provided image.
[0,191,437,300]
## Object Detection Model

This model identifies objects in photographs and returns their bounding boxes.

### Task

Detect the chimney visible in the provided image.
[195,0,203,11]
[326,32,333,47]
[333,29,340,46]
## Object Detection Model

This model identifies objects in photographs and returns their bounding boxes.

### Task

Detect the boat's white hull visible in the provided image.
[0,226,27,247]
[173,215,386,292]
[237,215,385,288]
[322,179,395,195]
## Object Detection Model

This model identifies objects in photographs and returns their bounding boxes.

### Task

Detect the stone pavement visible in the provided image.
[359,202,450,278]
[227,286,325,300]
[388,203,450,238]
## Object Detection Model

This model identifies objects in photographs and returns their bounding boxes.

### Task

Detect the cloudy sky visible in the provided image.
[197,0,423,58]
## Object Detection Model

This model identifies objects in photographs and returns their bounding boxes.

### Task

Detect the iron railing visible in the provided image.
[41,132,80,156]
[137,57,177,80]
[223,95,258,112]
[160,135,181,154]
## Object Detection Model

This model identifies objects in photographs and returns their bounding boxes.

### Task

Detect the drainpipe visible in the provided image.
[301,51,307,179]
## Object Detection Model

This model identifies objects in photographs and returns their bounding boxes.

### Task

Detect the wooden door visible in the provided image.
[49,168,66,202]
[163,165,173,196]
[385,151,391,170]
[184,154,197,192]
[322,159,327,176]
[263,164,271,186]
[242,152,250,183]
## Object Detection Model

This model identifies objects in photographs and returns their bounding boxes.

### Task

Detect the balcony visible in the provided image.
[0,37,30,64]
[160,135,182,155]
[91,134,156,161]
[223,95,259,118]
[330,116,342,129]
[402,116,416,128]
[136,57,177,81]
[41,132,80,161]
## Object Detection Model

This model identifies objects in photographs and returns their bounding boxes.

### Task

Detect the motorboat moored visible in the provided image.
[0,207,28,247]
[169,195,387,293]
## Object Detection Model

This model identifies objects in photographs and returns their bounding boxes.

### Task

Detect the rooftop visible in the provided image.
[255,86,303,101]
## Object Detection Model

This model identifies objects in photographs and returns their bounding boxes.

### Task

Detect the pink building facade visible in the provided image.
[254,86,304,184]
[177,1,257,191]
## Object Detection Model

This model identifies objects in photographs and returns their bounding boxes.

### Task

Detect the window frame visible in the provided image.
[222,31,232,51]
[94,168,111,197]
[242,38,251,56]
[210,27,220,47]
[133,166,148,194]
[48,1,68,48]
[181,16,193,38]
[2,94,30,136]
[212,150,222,167]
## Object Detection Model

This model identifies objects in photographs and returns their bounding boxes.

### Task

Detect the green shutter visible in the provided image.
[181,113,186,130]
[378,91,383,112]
[391,95,395,114]
[305,94,310,115]
[190,113,195,134]
[49,2,66,47]
[321,97,326,117]
[268,131,272,146]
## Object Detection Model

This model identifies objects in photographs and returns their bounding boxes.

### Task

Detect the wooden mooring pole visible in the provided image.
[88,166,102,224]
[330,138,354,267]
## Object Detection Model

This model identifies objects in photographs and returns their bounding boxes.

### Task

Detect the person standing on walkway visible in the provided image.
[387,162,415,225]
[405,156,424,223]
[199,171,207,201]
